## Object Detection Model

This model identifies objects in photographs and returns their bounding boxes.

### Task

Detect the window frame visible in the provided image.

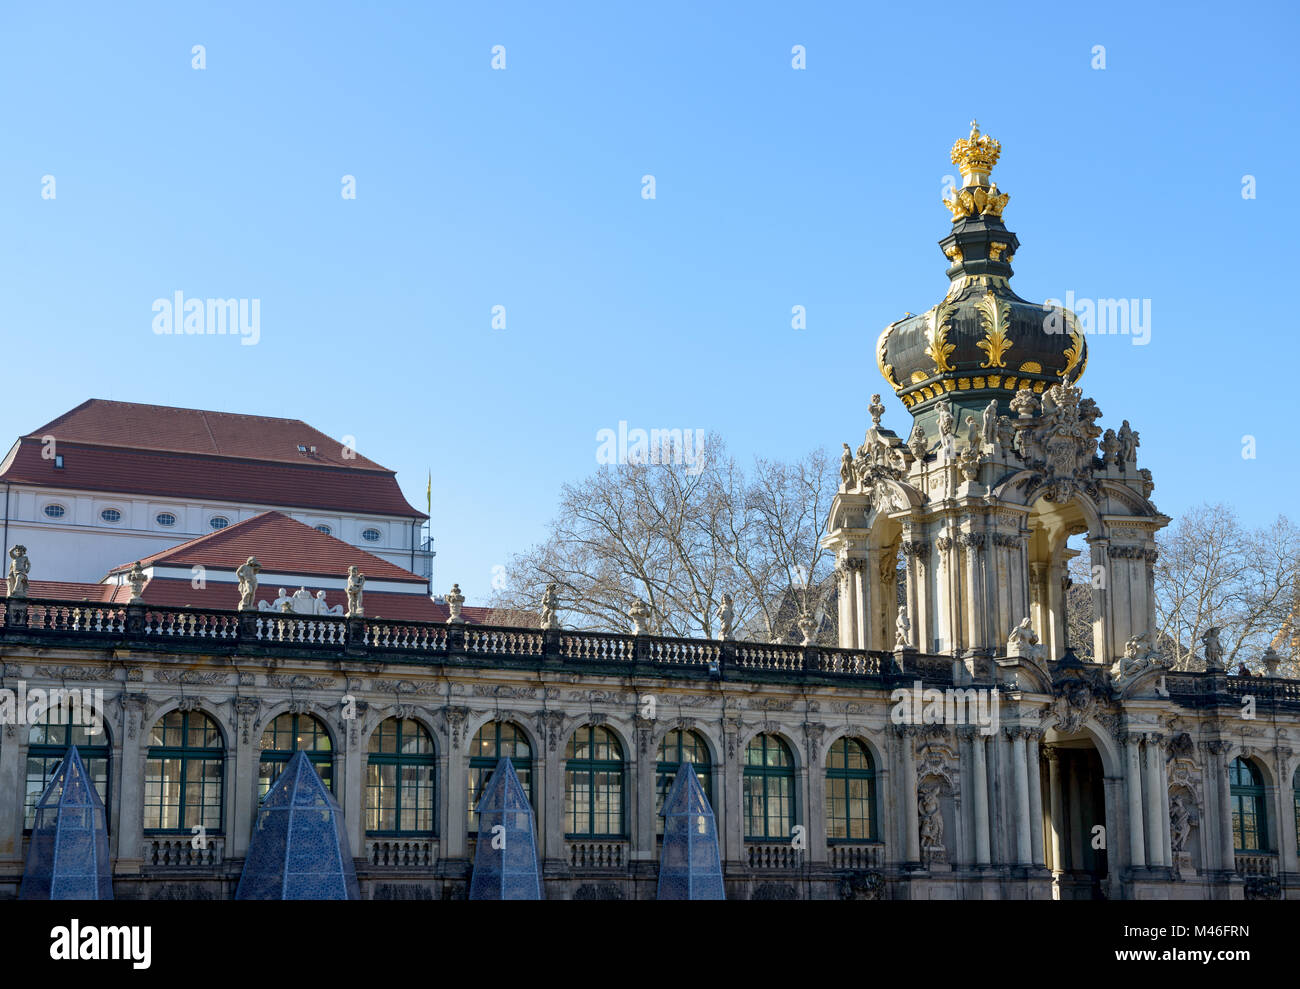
[467,720,533,834]
[257,712,334,800]
[564,725,625,839]
[42,503,67,519]
[824,736,877,843]
[155,511,178,528]
[1229,757,1269,853]
[24,720,111,834]
[743,733,796,842]
[655,728,711,838]
[365,717,437,837]
[143,710,225,835]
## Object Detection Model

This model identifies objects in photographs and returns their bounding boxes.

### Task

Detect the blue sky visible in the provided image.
[2,1,1296,603]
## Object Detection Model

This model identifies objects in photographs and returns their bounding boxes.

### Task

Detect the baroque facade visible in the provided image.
[2,124,1297,901]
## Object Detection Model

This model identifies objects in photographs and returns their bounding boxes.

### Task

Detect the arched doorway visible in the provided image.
[1041,733,1110,900]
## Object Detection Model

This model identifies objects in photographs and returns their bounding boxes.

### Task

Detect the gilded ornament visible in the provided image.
[1061,311,1085,380]
[975,290,1012,369]
[876,323,901,390]
[925,304,957,373]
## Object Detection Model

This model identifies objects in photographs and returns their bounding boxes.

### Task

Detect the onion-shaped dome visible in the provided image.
[876,122,1086,443]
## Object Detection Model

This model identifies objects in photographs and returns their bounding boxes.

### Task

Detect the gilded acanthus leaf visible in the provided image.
[1062,311,1085,380]
[975,290,1012,368]
[877,323,901,389]
[925,304,956,373]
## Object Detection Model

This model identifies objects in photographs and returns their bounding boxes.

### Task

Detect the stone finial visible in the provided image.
[127,561,147,604]
[1009,387,1038,419]
[868,393,886,428]
[6,545,30,599]
[345,565,365,617]
[1261,646,1281,678]
[446,583,465,624]
[235,555,261,611]
[539,582,560,630]
[715,592,734,641]
[628,599,651,636]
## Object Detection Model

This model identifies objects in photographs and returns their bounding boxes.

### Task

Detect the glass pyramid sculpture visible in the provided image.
[657,762,725,899]
[236,750,359,900]
[21,746,113,900]
[469,757,542,900]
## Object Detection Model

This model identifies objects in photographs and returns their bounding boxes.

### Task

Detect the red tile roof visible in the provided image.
[30,399,386,469]
[0,400,426,519]
[0,581,117,602]
[104,511,425,583]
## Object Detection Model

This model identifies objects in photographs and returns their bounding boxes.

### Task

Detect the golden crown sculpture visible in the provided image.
[950,120,1001,183]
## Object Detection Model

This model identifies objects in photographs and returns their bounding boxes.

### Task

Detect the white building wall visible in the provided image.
[0,483,431,584]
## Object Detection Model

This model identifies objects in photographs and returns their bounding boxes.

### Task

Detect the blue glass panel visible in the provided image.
[236,751,359,900]
[469,758,542,900]
[21,747,114,900]
[658,762,725,900]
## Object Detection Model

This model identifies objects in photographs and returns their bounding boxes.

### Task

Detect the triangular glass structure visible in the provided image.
[235,750,359,900]
[21,746,113,900]
[469,757,542,900]
[657,762,725,899]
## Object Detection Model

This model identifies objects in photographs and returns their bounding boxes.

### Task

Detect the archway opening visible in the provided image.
[1041,733,1109,900]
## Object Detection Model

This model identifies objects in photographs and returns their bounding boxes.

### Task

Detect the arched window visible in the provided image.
[656,729,711,836]
[468,721,532,832]
[366,718,436,835]
[145,710,224,834]
[565,725,624,837]
[744,734,795,841]
[825,737,876,842]
[1229,757,1268,852]
[259,713,332,799]
[25,715,110,831]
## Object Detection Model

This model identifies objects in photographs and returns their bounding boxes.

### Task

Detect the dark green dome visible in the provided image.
[875,125,1086,443]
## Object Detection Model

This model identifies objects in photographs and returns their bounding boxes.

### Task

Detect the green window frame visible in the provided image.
[24,717,110,832]
[565,725,624,838]
[655,729,711,837]
[825,737,876,842]
[744,734,795,841]
[468,720,532,833]
[366,717,436,836]
[259,713,333,799]
[144,710,224,834]
[1230,757,1268,852]
[1294,768,1300,856]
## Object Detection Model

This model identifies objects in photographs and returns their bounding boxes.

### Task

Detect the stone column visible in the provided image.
[722,719,745,865]
[1143,733,1165,868]
[0,724,24,866]
[1010,729,1032,865]
[836,563,854,650]
[633,718,656,864]
[804,726,827,865]
[898,726,920,866]
[963,534,982,652]
[539,714,566,863]
[966,727,991,866]
[846,559,864,651]
[1125,734,1147,869]
[443,709,469,861]
[1027,730,1046,868]
[229,696,260,859]
[1212,742,1236,874]
[1045,748,1064,873]
[340,711,367,858]
[1067,755,1084,870]
[115,694,147,872]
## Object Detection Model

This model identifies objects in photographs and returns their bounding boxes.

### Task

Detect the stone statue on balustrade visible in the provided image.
[7,545,30,598]
[127,561,147,604]
[715,593,734,641]
[345,566,365,618]
[235,556,261,611]
[539,582,561,630]
[1200,626,1225,672]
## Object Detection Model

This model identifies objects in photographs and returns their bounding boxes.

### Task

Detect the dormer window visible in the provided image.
[297,445,308,453]
[54,454,64,468]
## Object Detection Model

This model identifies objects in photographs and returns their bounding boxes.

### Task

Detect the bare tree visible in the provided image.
[1153,503,1300,671]
[489,438,839,641]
